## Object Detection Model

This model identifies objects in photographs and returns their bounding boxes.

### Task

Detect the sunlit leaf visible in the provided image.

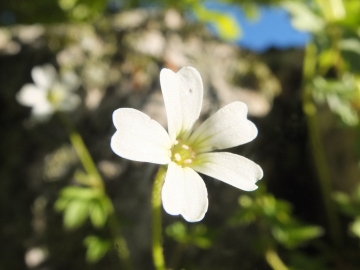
[89,199,108,228]
[61,186,103,200]
[282,1,325,33]
[272,225,323,248]
[193,3,242,41]
[54,196,71,211]
[84,235,111,263]
[166,221,187,243]
[63,199,90,229]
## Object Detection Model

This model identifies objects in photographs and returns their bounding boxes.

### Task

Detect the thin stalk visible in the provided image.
[152,166,167,270]
[257,220,289,270]
[169,242,186,270]
[265,248,289,270]
[108,214,133,270]
[58,112,103,189]
[301,43,342,248]
[57,112,133,269]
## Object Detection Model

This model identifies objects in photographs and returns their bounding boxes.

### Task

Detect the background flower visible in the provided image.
[16,64,80,121]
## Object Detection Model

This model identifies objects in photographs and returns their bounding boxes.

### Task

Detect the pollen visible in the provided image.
[174,153,181,161]
[170,140,197,167]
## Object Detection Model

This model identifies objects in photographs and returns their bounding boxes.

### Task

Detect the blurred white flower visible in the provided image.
[111,67,263,222]
[25,247,48,268]
[17,64,80,121]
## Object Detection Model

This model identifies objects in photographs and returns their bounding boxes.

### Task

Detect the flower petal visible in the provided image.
[192,152,263,191]
[61,92,81,111]
[32,101,54,120]
[181,167,208,222]
[162,162,185,215]
[16,84,47,107]
[162,163,208,222]
[160,66,203,141]
[31,64,57,89]
[188,102,258,152]
[111,108,172,164]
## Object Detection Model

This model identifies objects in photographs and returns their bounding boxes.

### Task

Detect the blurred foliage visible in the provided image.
[230,186,323,249]
[166,221,212,249]
[334,185,360,238]
[192,3,242,41]
[84,235,112,263]
[285,0,360,126]
[55,185,113,229]
[229,187,325,269]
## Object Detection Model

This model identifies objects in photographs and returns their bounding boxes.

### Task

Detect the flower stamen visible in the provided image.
[171,141,197,167]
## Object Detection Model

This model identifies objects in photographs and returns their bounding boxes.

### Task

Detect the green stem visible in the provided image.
[108,214,133,270]
[57,112,133,269]
[265,248,289,270]
[301,44,342,248]
[169,242,186,270]
[152,166,167,270]
[58,112,103,189]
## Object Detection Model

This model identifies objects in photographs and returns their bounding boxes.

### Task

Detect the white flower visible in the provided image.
[111,67,263,222]
[16,64,80,120]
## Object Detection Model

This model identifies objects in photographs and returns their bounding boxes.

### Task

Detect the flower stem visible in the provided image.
[108,213,133,270]
[265,248,289,270]
[58,112,103,189]
[301,43,342,248]
[57,112,133,269]
[152,166,167,270]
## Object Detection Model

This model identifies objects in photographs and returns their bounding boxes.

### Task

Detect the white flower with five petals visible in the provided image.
[111,67,263,222]
[16,64,80,120]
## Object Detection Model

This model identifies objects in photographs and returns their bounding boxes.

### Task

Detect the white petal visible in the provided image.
[192,152,263,191]
[188,102,258,152]
[32,101,54,119]
[31,64,57,89]
[61,71,80,91]
[16,84,47,107]
[160,67,203,141]
[162,162,185,215]
[111,108,172,164]
[61,93,81,111]
[181,167,208,222]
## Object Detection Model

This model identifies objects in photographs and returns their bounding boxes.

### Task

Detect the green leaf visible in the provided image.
[166,222,187,243]
[60,186,103,200]
[193,236,212,249]
[89,199,108,228]
[193,4,242,41]
[282,1,325,33]
[350,218,360,238]
[84,235,111,263]
[54,196,71,212]
[63,199,90,229]
[272,225,323,249]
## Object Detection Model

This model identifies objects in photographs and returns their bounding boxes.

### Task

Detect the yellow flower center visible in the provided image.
[47,88,65,106]
[170,140,196,167]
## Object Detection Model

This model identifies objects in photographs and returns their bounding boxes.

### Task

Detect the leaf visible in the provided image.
[272,225,323,249]
[166,222,187,243]
[282,1,325,33]
[89,199,108,228]
[350,218,360,238]
[193,237,212,249]
[84,236,111,263]
[54,196,71,212]
[63,199,90,229]
[60,186,103,200]
[193,4,242,41]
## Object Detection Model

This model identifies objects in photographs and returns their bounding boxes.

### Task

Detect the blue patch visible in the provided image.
[202,2,311,52]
